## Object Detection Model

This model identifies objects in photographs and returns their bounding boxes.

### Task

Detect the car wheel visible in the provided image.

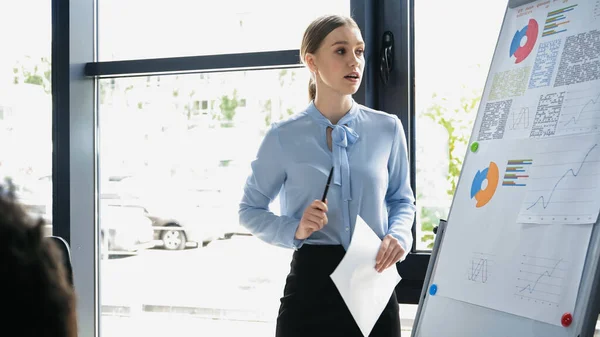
[160,225,186,250]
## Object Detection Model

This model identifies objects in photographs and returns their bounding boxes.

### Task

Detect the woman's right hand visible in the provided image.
[295,200,328,240]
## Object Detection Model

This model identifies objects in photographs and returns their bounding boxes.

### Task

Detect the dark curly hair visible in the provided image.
[0,179,77,337]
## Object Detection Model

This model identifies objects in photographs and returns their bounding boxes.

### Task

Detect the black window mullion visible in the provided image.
[85,50,303,78]
[373,0,428,305]
[52,0,70,244]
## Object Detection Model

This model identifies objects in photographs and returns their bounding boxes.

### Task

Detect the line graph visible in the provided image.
[563,94,600,126]
[514,255,566,307]
[466,252,494,284]
[511,107,530,130]
[505,104,538,140]
[557,89,600,135]
[526,144,596,210]
[518,133,600,224]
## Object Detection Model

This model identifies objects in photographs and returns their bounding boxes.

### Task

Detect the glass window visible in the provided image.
[99,69,315,336]
[98,0,350,61]
[0,1,52,236]
[99,68,424,335]
[414,0,507,250]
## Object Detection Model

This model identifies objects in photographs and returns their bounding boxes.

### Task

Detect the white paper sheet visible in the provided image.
[471,0,600,143]
[517,132,600,224]
[330,215,401,337]
[432,138,594,326]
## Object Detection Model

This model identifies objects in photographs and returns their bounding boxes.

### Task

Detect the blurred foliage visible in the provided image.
[419,89,481,249]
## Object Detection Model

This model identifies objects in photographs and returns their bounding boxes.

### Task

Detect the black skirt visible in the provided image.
[276,244,401,337]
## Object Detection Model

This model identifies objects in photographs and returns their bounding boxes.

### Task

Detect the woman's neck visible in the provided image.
[314,93,353,125]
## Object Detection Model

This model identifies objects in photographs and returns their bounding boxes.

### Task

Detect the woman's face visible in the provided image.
[308,25,365,97]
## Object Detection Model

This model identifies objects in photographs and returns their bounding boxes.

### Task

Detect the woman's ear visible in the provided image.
[305,53,318,74]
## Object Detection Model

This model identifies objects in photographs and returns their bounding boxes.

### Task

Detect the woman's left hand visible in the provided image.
[375,235,405,273]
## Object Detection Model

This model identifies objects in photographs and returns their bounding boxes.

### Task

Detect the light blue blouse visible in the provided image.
[239,100,416,257]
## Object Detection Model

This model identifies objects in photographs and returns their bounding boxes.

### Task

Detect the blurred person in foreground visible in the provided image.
[0,178,77,337]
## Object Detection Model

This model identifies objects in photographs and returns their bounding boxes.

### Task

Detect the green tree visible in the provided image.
[419,89,481,248]
[419,194,447,247]
[263,99,273,127]
[13,56,51,94]
[184,89,197,120]
[219,89,239,126]
[424,91,480,197]
[278,69,296,88]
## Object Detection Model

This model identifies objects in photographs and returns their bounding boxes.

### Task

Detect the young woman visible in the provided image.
[239,14,415,337]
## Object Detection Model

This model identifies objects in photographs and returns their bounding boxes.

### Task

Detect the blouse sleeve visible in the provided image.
[385,115,417,261]
[238,123,303,249]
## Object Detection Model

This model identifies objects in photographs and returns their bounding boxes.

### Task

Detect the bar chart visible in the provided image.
[542,4,578,37]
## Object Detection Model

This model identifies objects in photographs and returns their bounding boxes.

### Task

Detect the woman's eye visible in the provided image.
[336,48,346,55]
[356,49,364,56]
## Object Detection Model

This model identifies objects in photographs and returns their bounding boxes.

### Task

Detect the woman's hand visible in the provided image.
[375,235,405,273]
[295,200,328,240]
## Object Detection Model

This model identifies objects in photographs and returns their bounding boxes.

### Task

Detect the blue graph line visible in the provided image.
[527,144,598,210]
[518,258,563,294]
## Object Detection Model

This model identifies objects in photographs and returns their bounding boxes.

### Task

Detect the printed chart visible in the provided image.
[510,107,532,131]
[467,252,495,284]
[503,159,533,187]
[518,134,600,224]
[514,255,566,307]
[542,4,578,37]
[557,88,600,135]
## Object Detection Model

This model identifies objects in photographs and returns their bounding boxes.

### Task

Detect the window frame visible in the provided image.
[352,0,429,304]
[52,0,98,336]
[52,1,429,336]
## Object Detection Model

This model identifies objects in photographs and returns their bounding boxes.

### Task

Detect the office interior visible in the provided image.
[1,0,598,336]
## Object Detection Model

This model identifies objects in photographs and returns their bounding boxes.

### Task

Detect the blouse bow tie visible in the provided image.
[306,101,360,202]
[329,124,359,201]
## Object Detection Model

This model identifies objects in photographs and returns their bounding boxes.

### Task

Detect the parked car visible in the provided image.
[12,175,155,257]
[99,201,156,257]
[103,174,243,250]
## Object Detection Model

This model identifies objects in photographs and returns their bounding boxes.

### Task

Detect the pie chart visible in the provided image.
[510,18,538,64]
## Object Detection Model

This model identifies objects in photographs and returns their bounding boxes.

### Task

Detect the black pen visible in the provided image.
[321,167,334,202]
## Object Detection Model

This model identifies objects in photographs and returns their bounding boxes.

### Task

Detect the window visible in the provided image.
[414,0,507,250]
[55,0,600,335]
[99,69,316,336]
[98,0,350,60]
[59,1,450,335]
[0,0,52,236]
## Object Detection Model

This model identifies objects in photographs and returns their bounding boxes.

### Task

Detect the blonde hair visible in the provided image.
[300,15,359,101]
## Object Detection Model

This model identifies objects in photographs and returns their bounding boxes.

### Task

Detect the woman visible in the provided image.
[239,14,415,337]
